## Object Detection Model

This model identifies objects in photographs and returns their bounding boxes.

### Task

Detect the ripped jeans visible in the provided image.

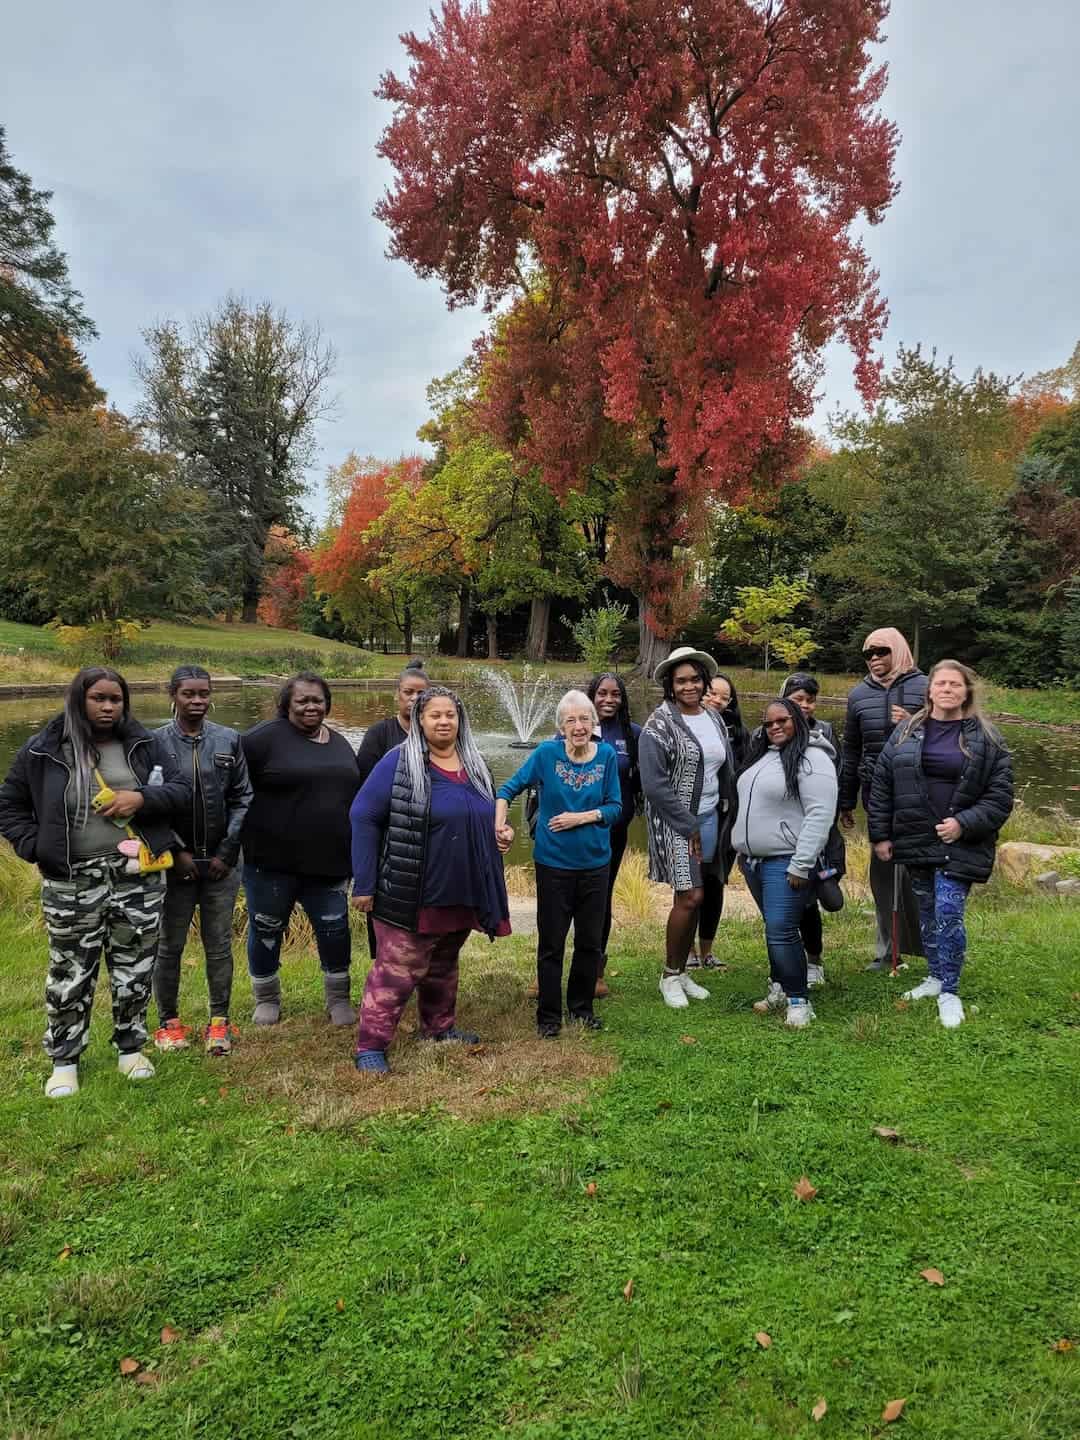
[242,865,352,978]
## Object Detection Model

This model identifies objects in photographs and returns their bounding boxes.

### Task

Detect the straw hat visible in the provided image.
[652,645,719,685]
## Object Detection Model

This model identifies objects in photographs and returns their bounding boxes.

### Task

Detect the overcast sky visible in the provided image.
[4,1,1078,518]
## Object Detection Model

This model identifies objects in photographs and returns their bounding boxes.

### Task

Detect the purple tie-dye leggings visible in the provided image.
[908,867,972,995]
[355,920,471,1052]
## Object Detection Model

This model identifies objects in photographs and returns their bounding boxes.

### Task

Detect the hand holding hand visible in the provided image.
[206,856,231,881]
[101,789,145,819]
[935,817,962,843]
[495,823,515,854]
[873,840,894,862]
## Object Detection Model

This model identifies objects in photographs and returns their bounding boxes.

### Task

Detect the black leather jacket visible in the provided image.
[0,716,189,880]
[154,719,253,866]
[867,718,1014,883]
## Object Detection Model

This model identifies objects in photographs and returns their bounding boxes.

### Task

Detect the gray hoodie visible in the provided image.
[732,732,838,879]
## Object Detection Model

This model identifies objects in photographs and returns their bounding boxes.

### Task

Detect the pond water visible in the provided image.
[1,687,1077,866]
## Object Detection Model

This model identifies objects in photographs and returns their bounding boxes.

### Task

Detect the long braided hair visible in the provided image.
[400,685,493,806]
[741,697,812,800]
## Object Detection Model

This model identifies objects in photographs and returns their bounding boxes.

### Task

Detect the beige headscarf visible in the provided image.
[863,627,916,684]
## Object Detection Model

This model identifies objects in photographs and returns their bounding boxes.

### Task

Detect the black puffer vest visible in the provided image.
[372,751,430,931]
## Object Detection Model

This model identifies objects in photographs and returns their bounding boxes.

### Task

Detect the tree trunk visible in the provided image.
[241,598,259,624]
[486,613,498,660]
[456,585,472,658]
[403,604,413,657]
[912,618,921,666]
[636,605,670,678]
[525,597,550,661]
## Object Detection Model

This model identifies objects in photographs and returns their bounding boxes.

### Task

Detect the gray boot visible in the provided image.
[323,971,356,1026]
[252,975,281,1026]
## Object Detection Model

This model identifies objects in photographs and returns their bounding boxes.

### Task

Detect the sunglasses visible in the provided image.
[863,646,891,660]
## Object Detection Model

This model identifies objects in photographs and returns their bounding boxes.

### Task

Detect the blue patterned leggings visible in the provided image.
[908,868,971,994]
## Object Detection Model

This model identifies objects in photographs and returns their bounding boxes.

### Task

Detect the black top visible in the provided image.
[922,718,964,820]
[356,714,408,787]
[840,668,929,812]
[240,718,362,877]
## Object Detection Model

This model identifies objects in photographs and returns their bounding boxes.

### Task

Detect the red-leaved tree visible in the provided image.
[257,527,312,629]
[376,0,898,666]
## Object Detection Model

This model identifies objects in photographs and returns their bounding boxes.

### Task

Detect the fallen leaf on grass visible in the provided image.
[679,1035,698,1045]
[336,1298,345,1312]
[160,1326,181,1345]
[755,1331,772,1349]
[585,1182,598,1197]
[466,1044,487,1057]
[608,969,621,976]
[873,1126,902,1144]
[919,1268,945,1286]
[119,1357,140,1377]
[622,1279,634,1303]
[793,1176,818,1202]
[1052,1338,1074,1353]
[882,1398,906,1422]
[812,1397,828,1422]
[894,999,910,1011]
[218,1086,229,1099]
[135,1371,161,1388]
[57,1245,72,1262]
[195,1096,208,1106]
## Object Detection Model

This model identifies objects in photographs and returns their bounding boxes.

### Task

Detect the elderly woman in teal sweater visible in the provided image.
[495,689,622,1039]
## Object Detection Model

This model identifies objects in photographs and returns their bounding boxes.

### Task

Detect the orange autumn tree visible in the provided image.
[312,456,430,651]
[257,527,312,629]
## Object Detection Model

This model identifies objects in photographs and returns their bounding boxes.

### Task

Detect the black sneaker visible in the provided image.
[430,1026,481,1044]
[685,953,703,970]
[538,1023,562,1040]
[567,1012,603,1031]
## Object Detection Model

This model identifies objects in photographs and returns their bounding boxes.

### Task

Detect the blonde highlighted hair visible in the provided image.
[898,659,1006,757]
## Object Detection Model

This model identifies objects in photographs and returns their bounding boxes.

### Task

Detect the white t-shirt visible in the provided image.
[683,711,727,815]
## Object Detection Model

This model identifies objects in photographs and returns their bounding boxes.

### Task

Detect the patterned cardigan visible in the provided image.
[639,701,738,891]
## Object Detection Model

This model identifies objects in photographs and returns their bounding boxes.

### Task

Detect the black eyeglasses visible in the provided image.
[863,646,891,660]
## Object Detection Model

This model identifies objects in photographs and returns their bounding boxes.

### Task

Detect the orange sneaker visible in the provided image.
[204,1017,238,1056]
[153,1018,192,1051]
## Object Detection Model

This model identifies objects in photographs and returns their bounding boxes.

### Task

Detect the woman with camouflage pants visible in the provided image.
[0,669,188,1098]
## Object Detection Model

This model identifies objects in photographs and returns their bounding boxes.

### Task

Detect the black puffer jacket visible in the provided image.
[0,716,188,880]
[867,719,1014,883]
[372,751,429,931]
[840,668,928,812]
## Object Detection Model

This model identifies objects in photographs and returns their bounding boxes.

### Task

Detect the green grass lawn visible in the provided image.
[1,897,1077,1438]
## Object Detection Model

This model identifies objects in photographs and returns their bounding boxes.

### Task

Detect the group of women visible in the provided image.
[0,624,1014,1097]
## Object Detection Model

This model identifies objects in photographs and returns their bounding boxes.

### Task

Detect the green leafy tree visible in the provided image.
[818,425,1004,662]
[0,410,207,631]
[0,127,101,449]
[569,604,630,673]
[135,298,334,621]
[1026,403,1080,498]
[720,578,816,673]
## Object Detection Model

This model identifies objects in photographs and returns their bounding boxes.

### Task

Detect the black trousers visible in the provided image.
[599,823,630,960]
[800,901,823,958]
[535,862,608,1029]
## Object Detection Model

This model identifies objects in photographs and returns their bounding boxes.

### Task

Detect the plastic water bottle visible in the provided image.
[147,765,164,788]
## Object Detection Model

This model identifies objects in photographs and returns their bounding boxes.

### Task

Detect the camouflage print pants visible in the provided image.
[40,856,166,1061]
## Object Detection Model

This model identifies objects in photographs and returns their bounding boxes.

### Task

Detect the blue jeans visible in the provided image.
[697,808,719,866]
[242,865,352,979]
[908,867,971,994]
[739,855,813,1000]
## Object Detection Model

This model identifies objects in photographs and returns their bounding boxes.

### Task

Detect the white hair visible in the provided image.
[555,689,598,729]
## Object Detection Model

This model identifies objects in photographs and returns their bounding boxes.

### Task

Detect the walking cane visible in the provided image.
[891,862,902,976]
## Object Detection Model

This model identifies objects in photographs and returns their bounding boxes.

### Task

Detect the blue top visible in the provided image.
[922,717,964,820]
[598,717,642,829]
[350,751,509,930]
[498,738,623,871]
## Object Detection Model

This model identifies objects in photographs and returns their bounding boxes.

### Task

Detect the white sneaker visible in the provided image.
[937,993,965,1029]
[752,982,785,1014]
[659,973,690,1009]
[44,1064,79,1099]
[118,1051,155,1081]
[807,963,825,988]
[784,999,815,1029]
[903,977,942,1001]
[678,971,710,1001]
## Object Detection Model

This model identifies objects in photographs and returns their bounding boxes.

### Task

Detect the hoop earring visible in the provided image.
[209,700,217,712]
